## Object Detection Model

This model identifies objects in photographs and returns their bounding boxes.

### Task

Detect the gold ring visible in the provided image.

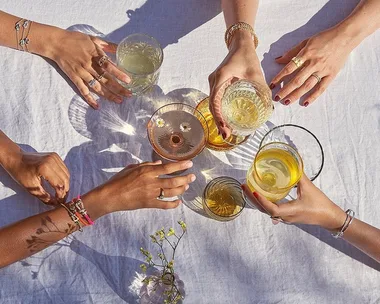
[311,73,321,83]
[291,56,304,68]
[98,55,109,67]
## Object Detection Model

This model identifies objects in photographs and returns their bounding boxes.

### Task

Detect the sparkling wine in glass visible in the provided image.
[147,103,208,161]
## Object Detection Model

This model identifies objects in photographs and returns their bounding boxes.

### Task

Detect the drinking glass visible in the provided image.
[116,33,163,95]
[259,124,324,182]
[221,79,273,138]
[203,176,246,221]
[246,142,304,202]
[195,97,249,151]
[147,103,208,161]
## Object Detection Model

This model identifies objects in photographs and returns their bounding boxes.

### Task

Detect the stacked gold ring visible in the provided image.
[291,56,304,68]
[225,22,259,49]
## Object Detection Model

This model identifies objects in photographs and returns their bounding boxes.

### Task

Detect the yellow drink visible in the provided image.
[116,34,163,95]
[203,176,245,221]
[195,97,248,151]
[247,144,303,202]
[221,80,273,136]
[224,96,259,130]
[118,52,156,75]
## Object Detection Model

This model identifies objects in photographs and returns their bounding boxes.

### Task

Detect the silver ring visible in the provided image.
[88,78,97,88]
[311,73,321,84]
[98,55,109,67]
[96,72,106,81]
[157,188,165,200]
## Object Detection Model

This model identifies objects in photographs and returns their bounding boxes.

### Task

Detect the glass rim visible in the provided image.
[259,123,324,182]
[116,33,164,77]
[253,142,304,191]
[202,176,246,219]
[147,103,209,161]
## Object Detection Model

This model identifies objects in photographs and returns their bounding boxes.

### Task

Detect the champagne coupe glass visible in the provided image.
[147,103,208,161]
[195,97,249,151]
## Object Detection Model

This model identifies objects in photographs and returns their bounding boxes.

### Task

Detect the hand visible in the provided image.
[92,160,196,213]
[208,31,267,139]
[5,151,70,204]
[270,27,355,107]
[242,175,346,231]
[45,29,132,109]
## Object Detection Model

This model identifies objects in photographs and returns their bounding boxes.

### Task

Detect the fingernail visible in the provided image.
[275,56,282,60]
[272,219,280,225]
[190,175,196,182]
[185,160,193,168]
[241,184,246,190]
[274,95,280,102]
[114,97,123,103]
[222,132,227,140]
[269,83,275,89]
[154,160,162,164]
[185,185,189,190]
[92,103,99,110]
[284,99,290,105]
[253,192,259,199]
[304,101,309,107]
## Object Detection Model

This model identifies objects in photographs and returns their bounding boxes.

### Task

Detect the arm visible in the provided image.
[209,0,264,139]
[0,130,69,203]
[0,10,131,108]
[243,175,380,263]
[0,160,195,268]
[270,0,380,107]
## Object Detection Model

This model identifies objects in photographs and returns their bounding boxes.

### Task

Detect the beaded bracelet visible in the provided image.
[60,196,95,232]
[60,203,83,232]
[224,21,258,50]
[332,209,355,239]
[71,196,94,226]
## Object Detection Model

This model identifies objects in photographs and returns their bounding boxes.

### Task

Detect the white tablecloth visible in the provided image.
[1,0,380,303]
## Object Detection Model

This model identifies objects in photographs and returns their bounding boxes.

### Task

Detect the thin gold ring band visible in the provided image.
[311,73,321,83]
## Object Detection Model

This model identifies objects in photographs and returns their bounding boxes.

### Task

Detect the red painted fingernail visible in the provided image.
[241,184,246,190]
[274,95,280,102]
[269,83,275,89]
[222,132,227,140]
[284,99,290,105]
[219,121,225,128]
[304,101,309,107]
[253,192,259,199]
[93,103,99,110]
[275,56,282,60]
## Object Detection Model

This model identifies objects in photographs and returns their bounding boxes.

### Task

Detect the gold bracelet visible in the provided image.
[224,21,258,50]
